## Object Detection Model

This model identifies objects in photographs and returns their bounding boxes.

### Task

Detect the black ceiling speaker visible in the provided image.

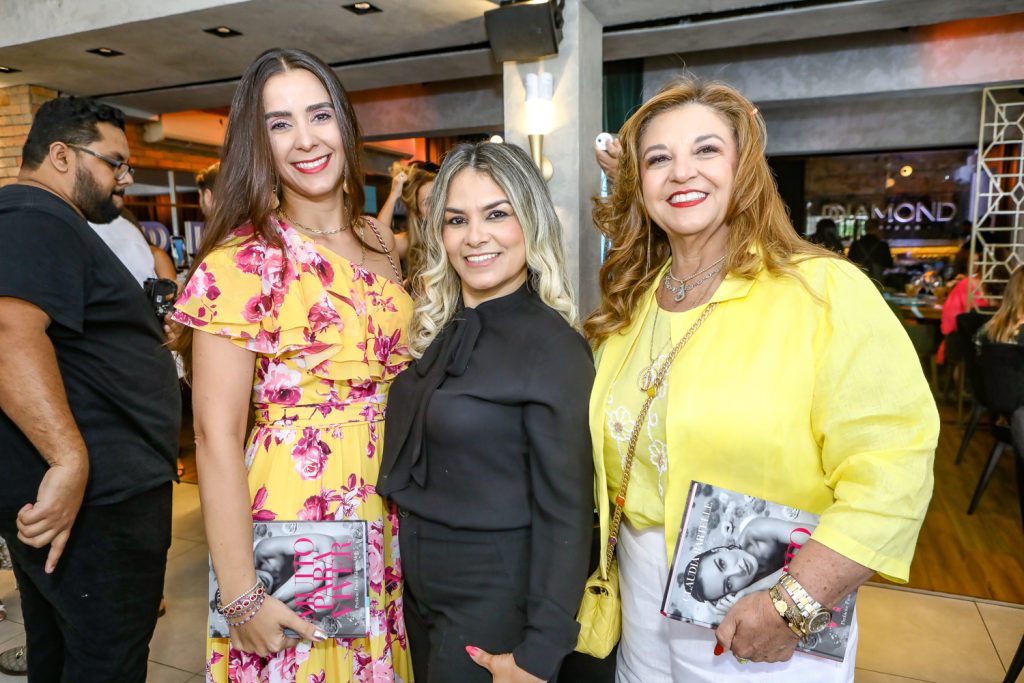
[484,0,565,62]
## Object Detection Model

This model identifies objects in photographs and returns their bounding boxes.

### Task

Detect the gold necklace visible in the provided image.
[638,300,671,392]
[279,208,347,235]
[636,301,717,394]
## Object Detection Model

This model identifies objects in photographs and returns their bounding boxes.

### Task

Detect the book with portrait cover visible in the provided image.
[660,480,856,662]
[208,520,369,638]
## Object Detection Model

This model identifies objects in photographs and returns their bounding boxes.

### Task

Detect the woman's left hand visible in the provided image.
[390,171,408,194]
[714,591,800,663]
[466,646,545,683]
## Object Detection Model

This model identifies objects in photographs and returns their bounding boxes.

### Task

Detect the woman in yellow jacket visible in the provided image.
[585,77,938,682]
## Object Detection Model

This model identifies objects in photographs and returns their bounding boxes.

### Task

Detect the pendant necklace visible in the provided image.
[662,256,725,303]
[638,256,726,391]
[638,302,669,392]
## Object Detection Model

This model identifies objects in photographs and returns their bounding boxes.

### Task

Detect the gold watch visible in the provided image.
[779,572,832,635]
[768,584,805,639]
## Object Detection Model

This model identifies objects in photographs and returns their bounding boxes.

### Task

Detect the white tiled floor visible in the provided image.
[0,482,1021,682]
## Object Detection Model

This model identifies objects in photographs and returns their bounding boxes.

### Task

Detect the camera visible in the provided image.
[143,278,178,320]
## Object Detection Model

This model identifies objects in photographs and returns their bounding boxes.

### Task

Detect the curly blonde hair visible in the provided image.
[584,76,833,346]
[392,162,436,288]
[408,142,578,357]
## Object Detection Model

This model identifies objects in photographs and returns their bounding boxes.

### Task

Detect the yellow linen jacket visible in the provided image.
[590,256,938,582]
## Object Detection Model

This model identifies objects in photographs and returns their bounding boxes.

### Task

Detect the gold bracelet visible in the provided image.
[769,584,805,639]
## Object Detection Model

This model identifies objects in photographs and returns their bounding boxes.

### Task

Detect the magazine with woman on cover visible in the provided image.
[208,520,369,638]
[661,481,856,662]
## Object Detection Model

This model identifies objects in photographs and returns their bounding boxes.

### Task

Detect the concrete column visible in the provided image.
[0,84,56,188]
[503,0,603,317]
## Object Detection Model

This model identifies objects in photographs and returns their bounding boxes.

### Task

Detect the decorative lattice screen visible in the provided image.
[970,85,1024,310]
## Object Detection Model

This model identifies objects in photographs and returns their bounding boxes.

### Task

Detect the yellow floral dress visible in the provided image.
[171,216,413,683]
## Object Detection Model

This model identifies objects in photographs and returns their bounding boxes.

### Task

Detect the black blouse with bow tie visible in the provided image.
[379,283,595,675]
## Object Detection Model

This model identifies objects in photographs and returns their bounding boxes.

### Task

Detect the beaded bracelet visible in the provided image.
[225,594,266,629]
[221,585,266,618]
[225,592,264,622]
[216,580,265,616]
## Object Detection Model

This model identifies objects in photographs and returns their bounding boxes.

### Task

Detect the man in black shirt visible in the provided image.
[847,217,894,282]
[0,97,180,682]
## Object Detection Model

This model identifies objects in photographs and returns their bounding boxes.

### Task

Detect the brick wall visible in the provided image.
[123,122,220,174]
[0,85,57,187]
[0,84,220,188]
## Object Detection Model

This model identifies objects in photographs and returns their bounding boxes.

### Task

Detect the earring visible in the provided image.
[646,224,652,274]
[270,184,280,211]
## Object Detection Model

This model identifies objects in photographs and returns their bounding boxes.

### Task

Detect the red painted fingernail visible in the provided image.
[465,646,479,657]
[713,643,724,657]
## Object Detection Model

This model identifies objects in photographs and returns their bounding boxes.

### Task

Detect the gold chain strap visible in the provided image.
[603,301,718,572]
[363,218,403,282]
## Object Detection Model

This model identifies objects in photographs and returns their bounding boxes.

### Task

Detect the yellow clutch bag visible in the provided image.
[575,556,620,658]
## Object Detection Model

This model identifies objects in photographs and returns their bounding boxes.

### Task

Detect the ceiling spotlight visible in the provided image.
[343,2,382,15]
[489,135,504,144]
[0,65,21,73]
[899,165,913,177]
[204,26,243,37]
[87,47,124,57]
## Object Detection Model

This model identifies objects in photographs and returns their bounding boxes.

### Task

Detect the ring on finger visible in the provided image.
[733,654,750,665]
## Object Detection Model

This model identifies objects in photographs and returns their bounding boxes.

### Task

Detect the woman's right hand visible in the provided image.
[228,595,325,656]
[594,137,622,180]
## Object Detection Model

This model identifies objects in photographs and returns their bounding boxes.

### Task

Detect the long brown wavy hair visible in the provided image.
[983,266,1024,343]
[584,76,832,346]
[173,48,375,375]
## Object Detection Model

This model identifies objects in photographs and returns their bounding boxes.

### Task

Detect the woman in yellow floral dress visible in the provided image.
[171,48,413,682]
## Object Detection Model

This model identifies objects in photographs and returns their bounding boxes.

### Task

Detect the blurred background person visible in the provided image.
[196,162,219,219]
[973,265,1024,514]
[847,218,893,281]
[90,209,176,286]
[976,266,1024,347]
[807,217,844,254]
[938,242,989,365]
[377,160,438,289]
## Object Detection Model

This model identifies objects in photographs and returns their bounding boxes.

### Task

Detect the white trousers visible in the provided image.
[615,522,857,683]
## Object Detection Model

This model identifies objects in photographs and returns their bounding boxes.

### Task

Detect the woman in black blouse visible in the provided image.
[379,142,594,683]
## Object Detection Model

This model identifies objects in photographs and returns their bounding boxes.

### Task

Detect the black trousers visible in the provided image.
[0,482,172,683]
[399,511,549,683]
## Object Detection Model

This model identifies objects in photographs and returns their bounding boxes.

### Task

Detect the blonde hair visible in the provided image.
[983,266,1024,343]
[395,162,436,288]
[408,142,578,357]
[584,75,833,346]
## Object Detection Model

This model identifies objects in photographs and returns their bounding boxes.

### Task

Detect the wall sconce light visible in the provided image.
[524,72,554,182]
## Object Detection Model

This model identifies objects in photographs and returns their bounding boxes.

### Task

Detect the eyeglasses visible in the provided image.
[67,144,135,181]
